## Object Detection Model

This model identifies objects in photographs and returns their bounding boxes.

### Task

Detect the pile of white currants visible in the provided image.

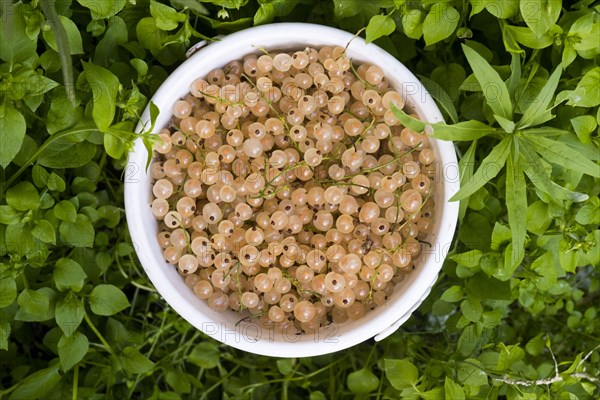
[149,46,436,334]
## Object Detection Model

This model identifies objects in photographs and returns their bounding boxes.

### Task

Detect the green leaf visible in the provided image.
[347,368,379,394]
[390,104,425,131]
[485,0,519,19]
[189,342,220,368]
[54,258,87,292]
[503,25,554,49]
[571,115,597,144]
[54,200,77,223]
[419,76,459,123]
[385,359,418,390]
[42,16,84,54]
[77,0,127,19]
[150,0,186,30]
[59,214,95,247]
[38,137,97,168]
[441,286,463,302]
[0,322,9,350]
[505,149,527,271]
[0,3,37,68]
[526,201,552,235]
[451,136,512,201]
[520,0,561,38]
[58,331,89,371]
[32,220,56,244]
[0,205,21,224]
[461,44,512,121]
[457,358,488,386]
[401,9,424,40]
[8,366,61,400]
[461,297,482,322]
[432,120,496,141]
[563,67,600,108]
[89,284,130,316]
[422,3,460,46]
[366,15,396,44]
[122,347,155,374]
[519,141,588,202]
[82,61,120,132]
[576,197,600,225]
[55,294,85,337]
[523,134,600,177]
[0,278,18,308]
[507,53,522,95]
[518,63,562,129]
[47,173,66,192]
[467,274,511,300]
[450,250,483,269]
[16,289,53,321]
[136,18,169,52]
[6,181,39,211]
[497,344,525,371]
[444,377,465,400]
[530,252,557,291]
[458,140,477,221]
[0,103,26,168]
[495,114,515,133]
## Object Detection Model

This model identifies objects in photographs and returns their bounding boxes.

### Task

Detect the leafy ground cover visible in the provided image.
[0,0,599,399]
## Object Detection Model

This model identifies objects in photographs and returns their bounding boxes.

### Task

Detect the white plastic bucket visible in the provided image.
[125,23,460,357]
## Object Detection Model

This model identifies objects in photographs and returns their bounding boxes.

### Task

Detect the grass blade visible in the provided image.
[390,104,425,132]
[451,136,512,201]
[524,134,600,177]
[505,148,527,275]
[518,63,562,129]
[461,44,513,121]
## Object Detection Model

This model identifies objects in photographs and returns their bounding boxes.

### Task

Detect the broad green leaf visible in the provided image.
[5,67,58,100]
[16,288,53,321]
[8,366,61,400]
[136,18,169,52]
[366,15,396,44]
[503,25,554,49]
[467,273,511,300]
[385,359,418,390]
[55,294,85,337]
[0,103,26,168]
[54,200,77,223]
[150,0,186,30]
[433,120,496,141]
[571,115,597,144]
[32,220,56,244]
[507,52,522,96]
[576,197,600,225]
[430,63,466,101]
[485,0,519,19]
[332,0,394,20]
[54,258,87,292]
[0,3,37,68]
[422,3,459,46]
[347,368,379,394]
[461,44,512,121]
[189,342,220,368]
[401,9,424,40]
[42,16,84,54]
[0,205,21,224]
[568,12,599,52]
[444,377,465,400]
[77,0,127,19]
[461,297,482,322]
[95,16,128,67]
[6,181,39,211]
[505,149,527,270]
[0,278,17,308]
[38,138,97,168]
[520,0,561,37]
[518,63,562,129]
[122,347,155,374]
[58,332,89,371]
[171,0,210,15]
[524,134,600,177]
[458,140,477,221]
[441,286,463,303]
[59,214,95,247]
[530,252,557,291]
[82,61,120,132]
[89,284,130,316]
[563,67,600,108]
[457,358,488,386]
[497,344,525,371]
[451,136,512,201]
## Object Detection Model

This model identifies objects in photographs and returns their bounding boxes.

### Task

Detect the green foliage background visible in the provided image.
[0,0,599,399]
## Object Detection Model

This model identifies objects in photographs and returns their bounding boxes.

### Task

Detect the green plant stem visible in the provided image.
[84,313,114,354]
[72,365,79,400]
